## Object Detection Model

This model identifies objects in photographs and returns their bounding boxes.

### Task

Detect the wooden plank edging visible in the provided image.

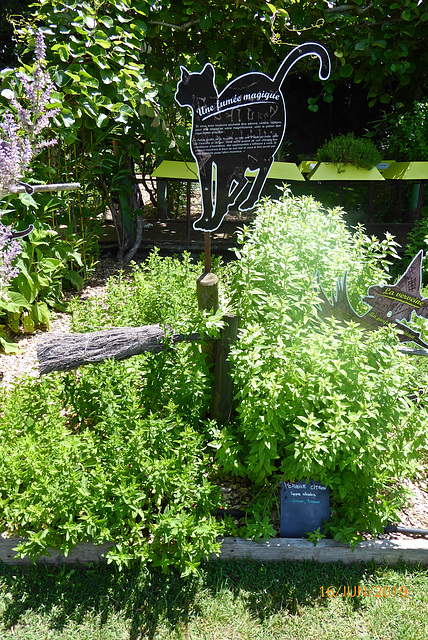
[212,537,428,565]
[0,536,113,565]
[1,536,427,566]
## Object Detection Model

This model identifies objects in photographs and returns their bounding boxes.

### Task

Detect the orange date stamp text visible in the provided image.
[320,585,408,598]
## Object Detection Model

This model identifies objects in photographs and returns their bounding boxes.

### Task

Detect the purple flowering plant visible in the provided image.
[0,30,60,297]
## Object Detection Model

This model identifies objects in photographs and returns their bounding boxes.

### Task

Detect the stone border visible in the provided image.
[1,536,427,566]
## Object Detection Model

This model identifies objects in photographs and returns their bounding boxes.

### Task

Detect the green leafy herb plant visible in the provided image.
[0,364,223,575]
[0,248,228,574]
[215,191,428,546]
[316,133,382,171]
[0,220,84,344]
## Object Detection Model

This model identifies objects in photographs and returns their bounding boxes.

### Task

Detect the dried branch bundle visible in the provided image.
[37,324,200,374]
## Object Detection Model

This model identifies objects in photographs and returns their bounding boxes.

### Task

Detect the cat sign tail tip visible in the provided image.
[307,42,331,80]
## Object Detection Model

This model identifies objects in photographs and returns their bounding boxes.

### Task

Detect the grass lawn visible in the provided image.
[0,558,427,639]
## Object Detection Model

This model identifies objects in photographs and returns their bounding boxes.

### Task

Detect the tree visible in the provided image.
[282,0,428,109]
[20,0,158,261]
[0,0,31,68]
[23,0,299,258]
[19,0,427,239]
[134,0,428,153]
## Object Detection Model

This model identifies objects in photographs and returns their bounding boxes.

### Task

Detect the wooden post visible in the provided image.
[410,181,425,222]
[204,232,211,273]
[157,179,167,220]
[186,181,191,249]
[196,272,219,313]
[196,271,219,372]
[337,182,343,206]
[211,313,240,424]
[367,181,375,223]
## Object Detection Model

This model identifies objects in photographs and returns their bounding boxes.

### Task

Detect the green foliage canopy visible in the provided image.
[7,0,428,136]
[281,0,428,109]
[11,0,426,177]
[33,0,154,133]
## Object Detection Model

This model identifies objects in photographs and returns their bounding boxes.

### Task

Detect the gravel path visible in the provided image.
[0,258,121,388]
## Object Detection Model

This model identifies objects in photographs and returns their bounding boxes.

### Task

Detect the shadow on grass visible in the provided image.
[0,558,426,638]
[201,558,426,619]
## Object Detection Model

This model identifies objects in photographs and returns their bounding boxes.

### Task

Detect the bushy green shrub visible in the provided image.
[0,357,222,575]
[316,133,382,170]
[372,100,428,161]
[0,249,228,573]
[70,248,225,334]
[0,219,85,353]
[3,197,428,560]
[228,191,399,326]
[214,192,428,544]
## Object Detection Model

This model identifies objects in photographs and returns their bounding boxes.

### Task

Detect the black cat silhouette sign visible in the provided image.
[175,43,331,232]
[317,250,428,349]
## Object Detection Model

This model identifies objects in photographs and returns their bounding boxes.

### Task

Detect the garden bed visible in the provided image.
[1,255,428,552]
[2,195,428,574]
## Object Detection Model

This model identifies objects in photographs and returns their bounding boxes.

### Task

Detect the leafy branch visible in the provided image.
[149,17,201,31]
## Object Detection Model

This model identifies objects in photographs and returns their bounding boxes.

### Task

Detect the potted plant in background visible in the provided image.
[308,133,384,181]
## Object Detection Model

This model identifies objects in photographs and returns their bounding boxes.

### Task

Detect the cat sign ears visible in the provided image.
[175,43,331,233]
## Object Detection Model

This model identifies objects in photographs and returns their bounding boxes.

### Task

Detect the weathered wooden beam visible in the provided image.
[0,535,113,565]
[36,325,200,374]
[211,314,240,425]
[1,535,427,566]
[212,537,428,565]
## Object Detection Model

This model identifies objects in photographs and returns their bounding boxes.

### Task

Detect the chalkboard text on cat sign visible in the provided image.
[175,43,331,233]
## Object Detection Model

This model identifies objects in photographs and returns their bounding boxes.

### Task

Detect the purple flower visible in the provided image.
[35,30,47,64]
[0,29,58,292]
[0,30,59,195]
[0,222,21,297]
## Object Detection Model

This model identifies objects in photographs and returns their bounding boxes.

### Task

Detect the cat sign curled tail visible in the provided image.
[175,43,331,232]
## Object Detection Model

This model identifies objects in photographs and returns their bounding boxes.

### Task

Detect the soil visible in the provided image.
[1,256,428,543]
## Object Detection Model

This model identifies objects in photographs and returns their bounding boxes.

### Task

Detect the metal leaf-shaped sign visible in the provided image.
[317,251,428,349]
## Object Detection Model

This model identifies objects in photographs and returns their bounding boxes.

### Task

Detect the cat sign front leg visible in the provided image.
[207,162,248,229]
[204,158,274,230]
[239,157,274,212]
[198,157,215,224]
[198,162,249,231]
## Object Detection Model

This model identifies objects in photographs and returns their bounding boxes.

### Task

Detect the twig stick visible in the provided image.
[37,325,201,374]
[11,182,81,194]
